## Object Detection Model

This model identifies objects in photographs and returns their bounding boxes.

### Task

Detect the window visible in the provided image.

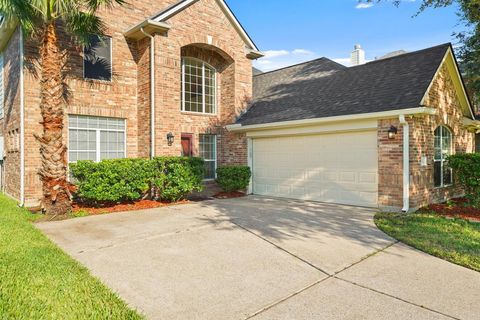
[0,53,3,119]
[199,135,217,179]
[434,126,453,187]
[68,115,125,163]
[84,35,112,81]
[181,57,216,114]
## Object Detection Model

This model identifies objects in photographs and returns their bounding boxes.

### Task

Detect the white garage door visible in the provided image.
[252,131,378,207]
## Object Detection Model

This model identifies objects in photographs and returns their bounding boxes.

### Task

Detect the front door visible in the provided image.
[181,134,192,157]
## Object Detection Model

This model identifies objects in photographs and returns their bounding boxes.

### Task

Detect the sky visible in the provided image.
[226,0,465,71]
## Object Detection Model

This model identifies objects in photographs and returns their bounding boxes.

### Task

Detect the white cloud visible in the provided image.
[332,58,351,66]
[356,2,374,9]
[254,49,318,72]
[292,49,314,55]
[263,50,289,58]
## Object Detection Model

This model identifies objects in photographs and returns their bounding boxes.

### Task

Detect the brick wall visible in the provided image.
[0,28,22,200]
[16,0,252,206]
[378,64,475,211]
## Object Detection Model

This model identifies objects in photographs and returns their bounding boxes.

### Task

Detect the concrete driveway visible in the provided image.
[37,196,480,320]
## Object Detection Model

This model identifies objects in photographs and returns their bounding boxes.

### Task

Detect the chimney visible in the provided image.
[350,44,366,66]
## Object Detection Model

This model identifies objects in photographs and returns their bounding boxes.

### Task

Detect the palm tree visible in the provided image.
[0,0,125,215]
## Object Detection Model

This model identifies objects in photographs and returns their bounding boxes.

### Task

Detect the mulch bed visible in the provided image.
[213,191,246,199]
[72,199,190,216]
[421,198,480,222]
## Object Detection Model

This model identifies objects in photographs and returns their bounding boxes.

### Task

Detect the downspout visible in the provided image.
[399,115,409,212]
[19,28,25,206]
[140,28,155,159]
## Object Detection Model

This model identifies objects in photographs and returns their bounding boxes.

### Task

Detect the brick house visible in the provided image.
[0,0,262,207]
[0,1,478,212]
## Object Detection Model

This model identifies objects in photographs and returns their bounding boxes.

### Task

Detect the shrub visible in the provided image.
[447,153,480,207]
[152,157,205,202]
[216,166,251,193]
[70,157,205,204]
[70,158,154,204]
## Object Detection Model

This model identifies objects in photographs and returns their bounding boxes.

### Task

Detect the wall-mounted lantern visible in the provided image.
[167,132,175,146]
[388,126,398,140]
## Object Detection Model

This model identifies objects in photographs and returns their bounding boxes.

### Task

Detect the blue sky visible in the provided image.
[226,0,465,71]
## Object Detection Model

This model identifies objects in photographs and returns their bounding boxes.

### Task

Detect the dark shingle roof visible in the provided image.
[238,43,451,126]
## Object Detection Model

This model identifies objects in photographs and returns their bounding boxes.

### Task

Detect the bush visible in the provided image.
[70,158,154,204]
[70,157,204,204]
[447,153,480,206]
[152,157,205,202]
[216,166,251,193]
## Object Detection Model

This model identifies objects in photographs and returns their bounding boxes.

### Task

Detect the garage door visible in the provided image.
[252,131,378,207]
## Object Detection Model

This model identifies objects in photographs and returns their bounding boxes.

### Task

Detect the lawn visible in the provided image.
[375,212,480,272]
[0,194,143,319]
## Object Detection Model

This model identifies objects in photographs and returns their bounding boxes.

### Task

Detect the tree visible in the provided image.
[365,0,480,107]
[0,0,125,215]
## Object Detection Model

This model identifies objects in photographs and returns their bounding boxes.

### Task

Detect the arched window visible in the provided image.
[434,126,453,187]
[181,57,216,114]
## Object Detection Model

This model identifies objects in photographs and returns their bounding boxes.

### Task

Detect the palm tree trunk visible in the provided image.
[37,22,72,215]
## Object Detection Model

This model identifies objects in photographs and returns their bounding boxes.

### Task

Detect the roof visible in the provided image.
[238,43,453,126]
[151,0,260,52]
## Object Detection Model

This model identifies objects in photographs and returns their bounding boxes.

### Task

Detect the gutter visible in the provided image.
[399,115,410,212]
[140,28,156,159]
[19,28,25,206]
[227,107,437,132]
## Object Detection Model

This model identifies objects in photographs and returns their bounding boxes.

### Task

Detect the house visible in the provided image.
[0,0,262,208]
[228,44,479,212]
[0,0,478,212]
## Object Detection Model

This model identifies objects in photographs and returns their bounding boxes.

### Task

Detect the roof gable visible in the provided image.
[151,0,260,52]
[421,47,474,119]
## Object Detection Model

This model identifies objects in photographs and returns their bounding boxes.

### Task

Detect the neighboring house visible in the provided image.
[0,1,478,212]
[0,0,262,207]
[229,44,480,211]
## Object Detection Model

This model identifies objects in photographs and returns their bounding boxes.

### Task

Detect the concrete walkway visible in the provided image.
[37,196,480,320]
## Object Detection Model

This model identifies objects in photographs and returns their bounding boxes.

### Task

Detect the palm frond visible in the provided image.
[65,10,106,45]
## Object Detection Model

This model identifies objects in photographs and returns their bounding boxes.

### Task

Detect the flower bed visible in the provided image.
[420,198,480,222]
[72,199,189,216]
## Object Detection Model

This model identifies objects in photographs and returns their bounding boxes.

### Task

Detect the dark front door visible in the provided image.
[181,134,192,157]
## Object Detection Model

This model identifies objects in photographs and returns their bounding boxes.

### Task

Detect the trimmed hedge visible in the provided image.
[152,157,205,202]
[216,166,251,193]
[70,157,204,204]
[447,153,480,206]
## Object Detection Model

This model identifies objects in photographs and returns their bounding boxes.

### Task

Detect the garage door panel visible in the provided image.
[252,131,378,207]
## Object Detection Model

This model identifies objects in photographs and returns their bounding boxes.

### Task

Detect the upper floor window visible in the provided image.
[434,126,453,187]
[181,57,216,114]
[84,35,112,81]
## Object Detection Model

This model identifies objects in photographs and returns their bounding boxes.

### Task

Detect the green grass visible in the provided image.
[375,212,480,272]
[0,194,143,319]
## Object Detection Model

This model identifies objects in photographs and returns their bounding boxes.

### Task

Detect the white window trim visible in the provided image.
[181,57,217,115]
[434,126,453,188]
[68,117,126,163]
[200,134,217,180]
[82,36,113,82]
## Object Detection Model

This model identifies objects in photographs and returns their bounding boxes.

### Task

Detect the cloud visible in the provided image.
[292,49,314,55]
[332,58,351,66]
[263,50,289,58]
[356,2,374,9]
[254,48,318,72]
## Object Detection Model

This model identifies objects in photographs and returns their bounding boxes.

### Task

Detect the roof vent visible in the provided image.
[375,50,408,60]
[350,44,366,66]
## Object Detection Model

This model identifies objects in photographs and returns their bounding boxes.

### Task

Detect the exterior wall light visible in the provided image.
[388,126,398,139]
[167,132,175,146]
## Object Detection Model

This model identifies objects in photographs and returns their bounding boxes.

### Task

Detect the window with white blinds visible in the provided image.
[68,115,126,163]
